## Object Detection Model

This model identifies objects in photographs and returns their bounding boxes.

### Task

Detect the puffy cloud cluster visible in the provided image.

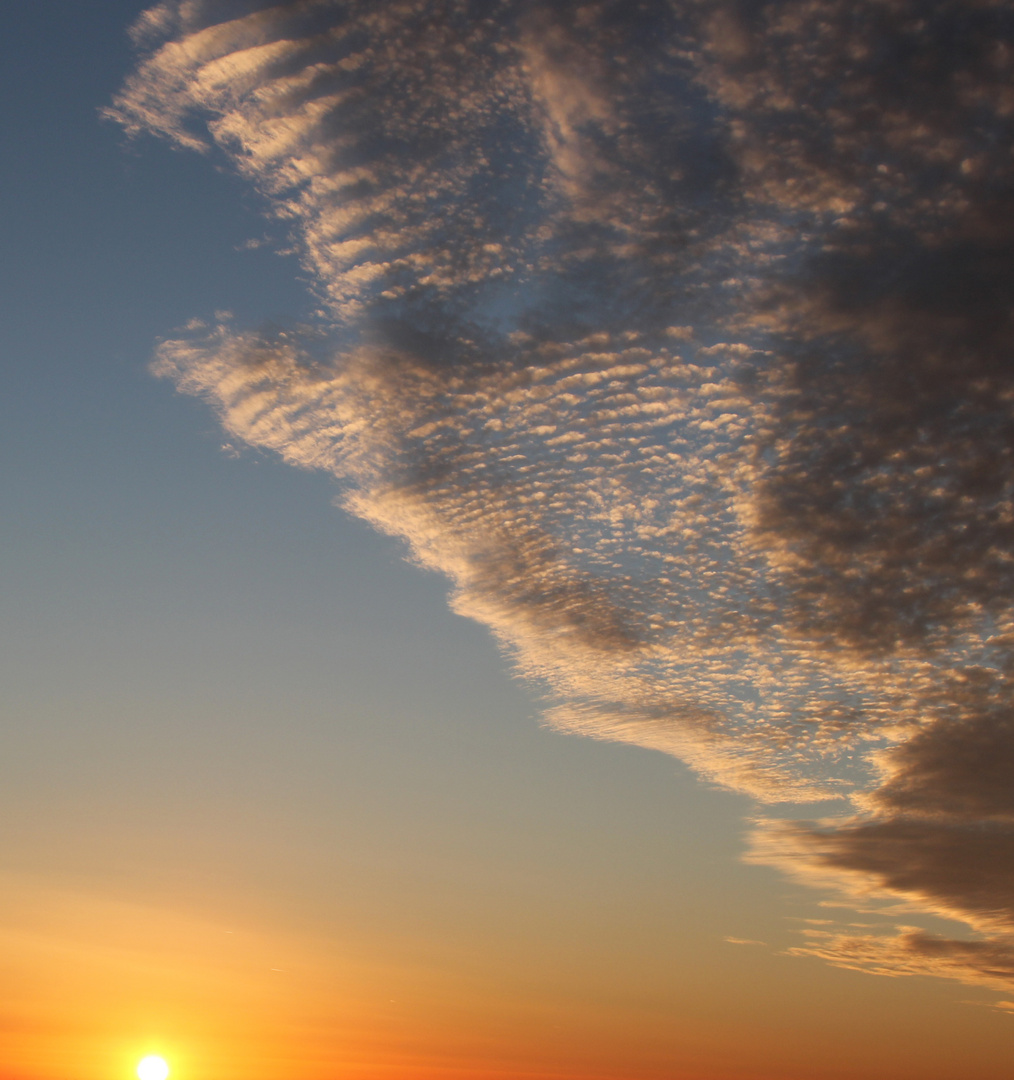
[113,0,1014,994]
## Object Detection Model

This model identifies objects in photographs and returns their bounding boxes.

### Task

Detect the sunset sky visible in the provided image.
[4,3,1014,1078]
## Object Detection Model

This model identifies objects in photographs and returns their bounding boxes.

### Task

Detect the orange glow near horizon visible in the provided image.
[2,868,1011,1080]
[0,871,792,1080]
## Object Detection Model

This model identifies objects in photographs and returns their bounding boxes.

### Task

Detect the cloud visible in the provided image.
[751,815,1014,931]
[791,926,1014,992]
[114,0,1014,996]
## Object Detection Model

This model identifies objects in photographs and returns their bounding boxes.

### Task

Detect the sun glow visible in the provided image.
[136,1057,170,1080]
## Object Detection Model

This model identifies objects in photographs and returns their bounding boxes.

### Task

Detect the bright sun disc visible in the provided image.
[137,1057,170,1080]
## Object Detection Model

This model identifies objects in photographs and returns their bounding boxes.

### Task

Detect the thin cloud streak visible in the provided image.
[113,0,1014,994]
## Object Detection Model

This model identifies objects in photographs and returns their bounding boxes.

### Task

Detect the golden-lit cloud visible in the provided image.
[111,0,1014,996]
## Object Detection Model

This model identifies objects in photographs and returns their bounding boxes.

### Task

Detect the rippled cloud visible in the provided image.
[111,0,1014,996]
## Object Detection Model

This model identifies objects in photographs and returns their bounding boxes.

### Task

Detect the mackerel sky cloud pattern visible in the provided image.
[111,0,1014,995]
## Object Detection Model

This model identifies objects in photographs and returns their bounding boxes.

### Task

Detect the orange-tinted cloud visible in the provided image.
[112,0,1014,996]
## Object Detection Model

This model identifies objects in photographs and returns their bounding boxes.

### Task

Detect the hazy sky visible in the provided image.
[5,3,1014,1078]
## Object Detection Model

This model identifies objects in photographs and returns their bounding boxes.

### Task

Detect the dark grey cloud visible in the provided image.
[113,0,1014,994]
[698,0,1014,654]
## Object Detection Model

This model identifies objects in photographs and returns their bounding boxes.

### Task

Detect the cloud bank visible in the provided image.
[111,0,1014,994]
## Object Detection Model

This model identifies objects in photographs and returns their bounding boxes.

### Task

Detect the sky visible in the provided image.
[4,1,1014,1078]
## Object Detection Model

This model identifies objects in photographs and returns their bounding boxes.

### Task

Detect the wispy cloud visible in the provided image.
[111,0,1014,995]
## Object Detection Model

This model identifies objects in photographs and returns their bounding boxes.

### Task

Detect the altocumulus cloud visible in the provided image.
[111,0,1014,995]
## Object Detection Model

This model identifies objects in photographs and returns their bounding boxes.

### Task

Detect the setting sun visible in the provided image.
[136,1057,170,1080]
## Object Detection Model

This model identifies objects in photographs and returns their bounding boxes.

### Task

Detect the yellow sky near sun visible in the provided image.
[0,875,572,1080]
[0,873,409,1080]
[3,866,1014,1080]
[0,871,807,1080]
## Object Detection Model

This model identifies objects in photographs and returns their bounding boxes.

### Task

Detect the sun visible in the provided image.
[136,1056,170,1080]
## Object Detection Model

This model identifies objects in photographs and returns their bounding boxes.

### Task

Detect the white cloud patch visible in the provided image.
[114,0,1014,997]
